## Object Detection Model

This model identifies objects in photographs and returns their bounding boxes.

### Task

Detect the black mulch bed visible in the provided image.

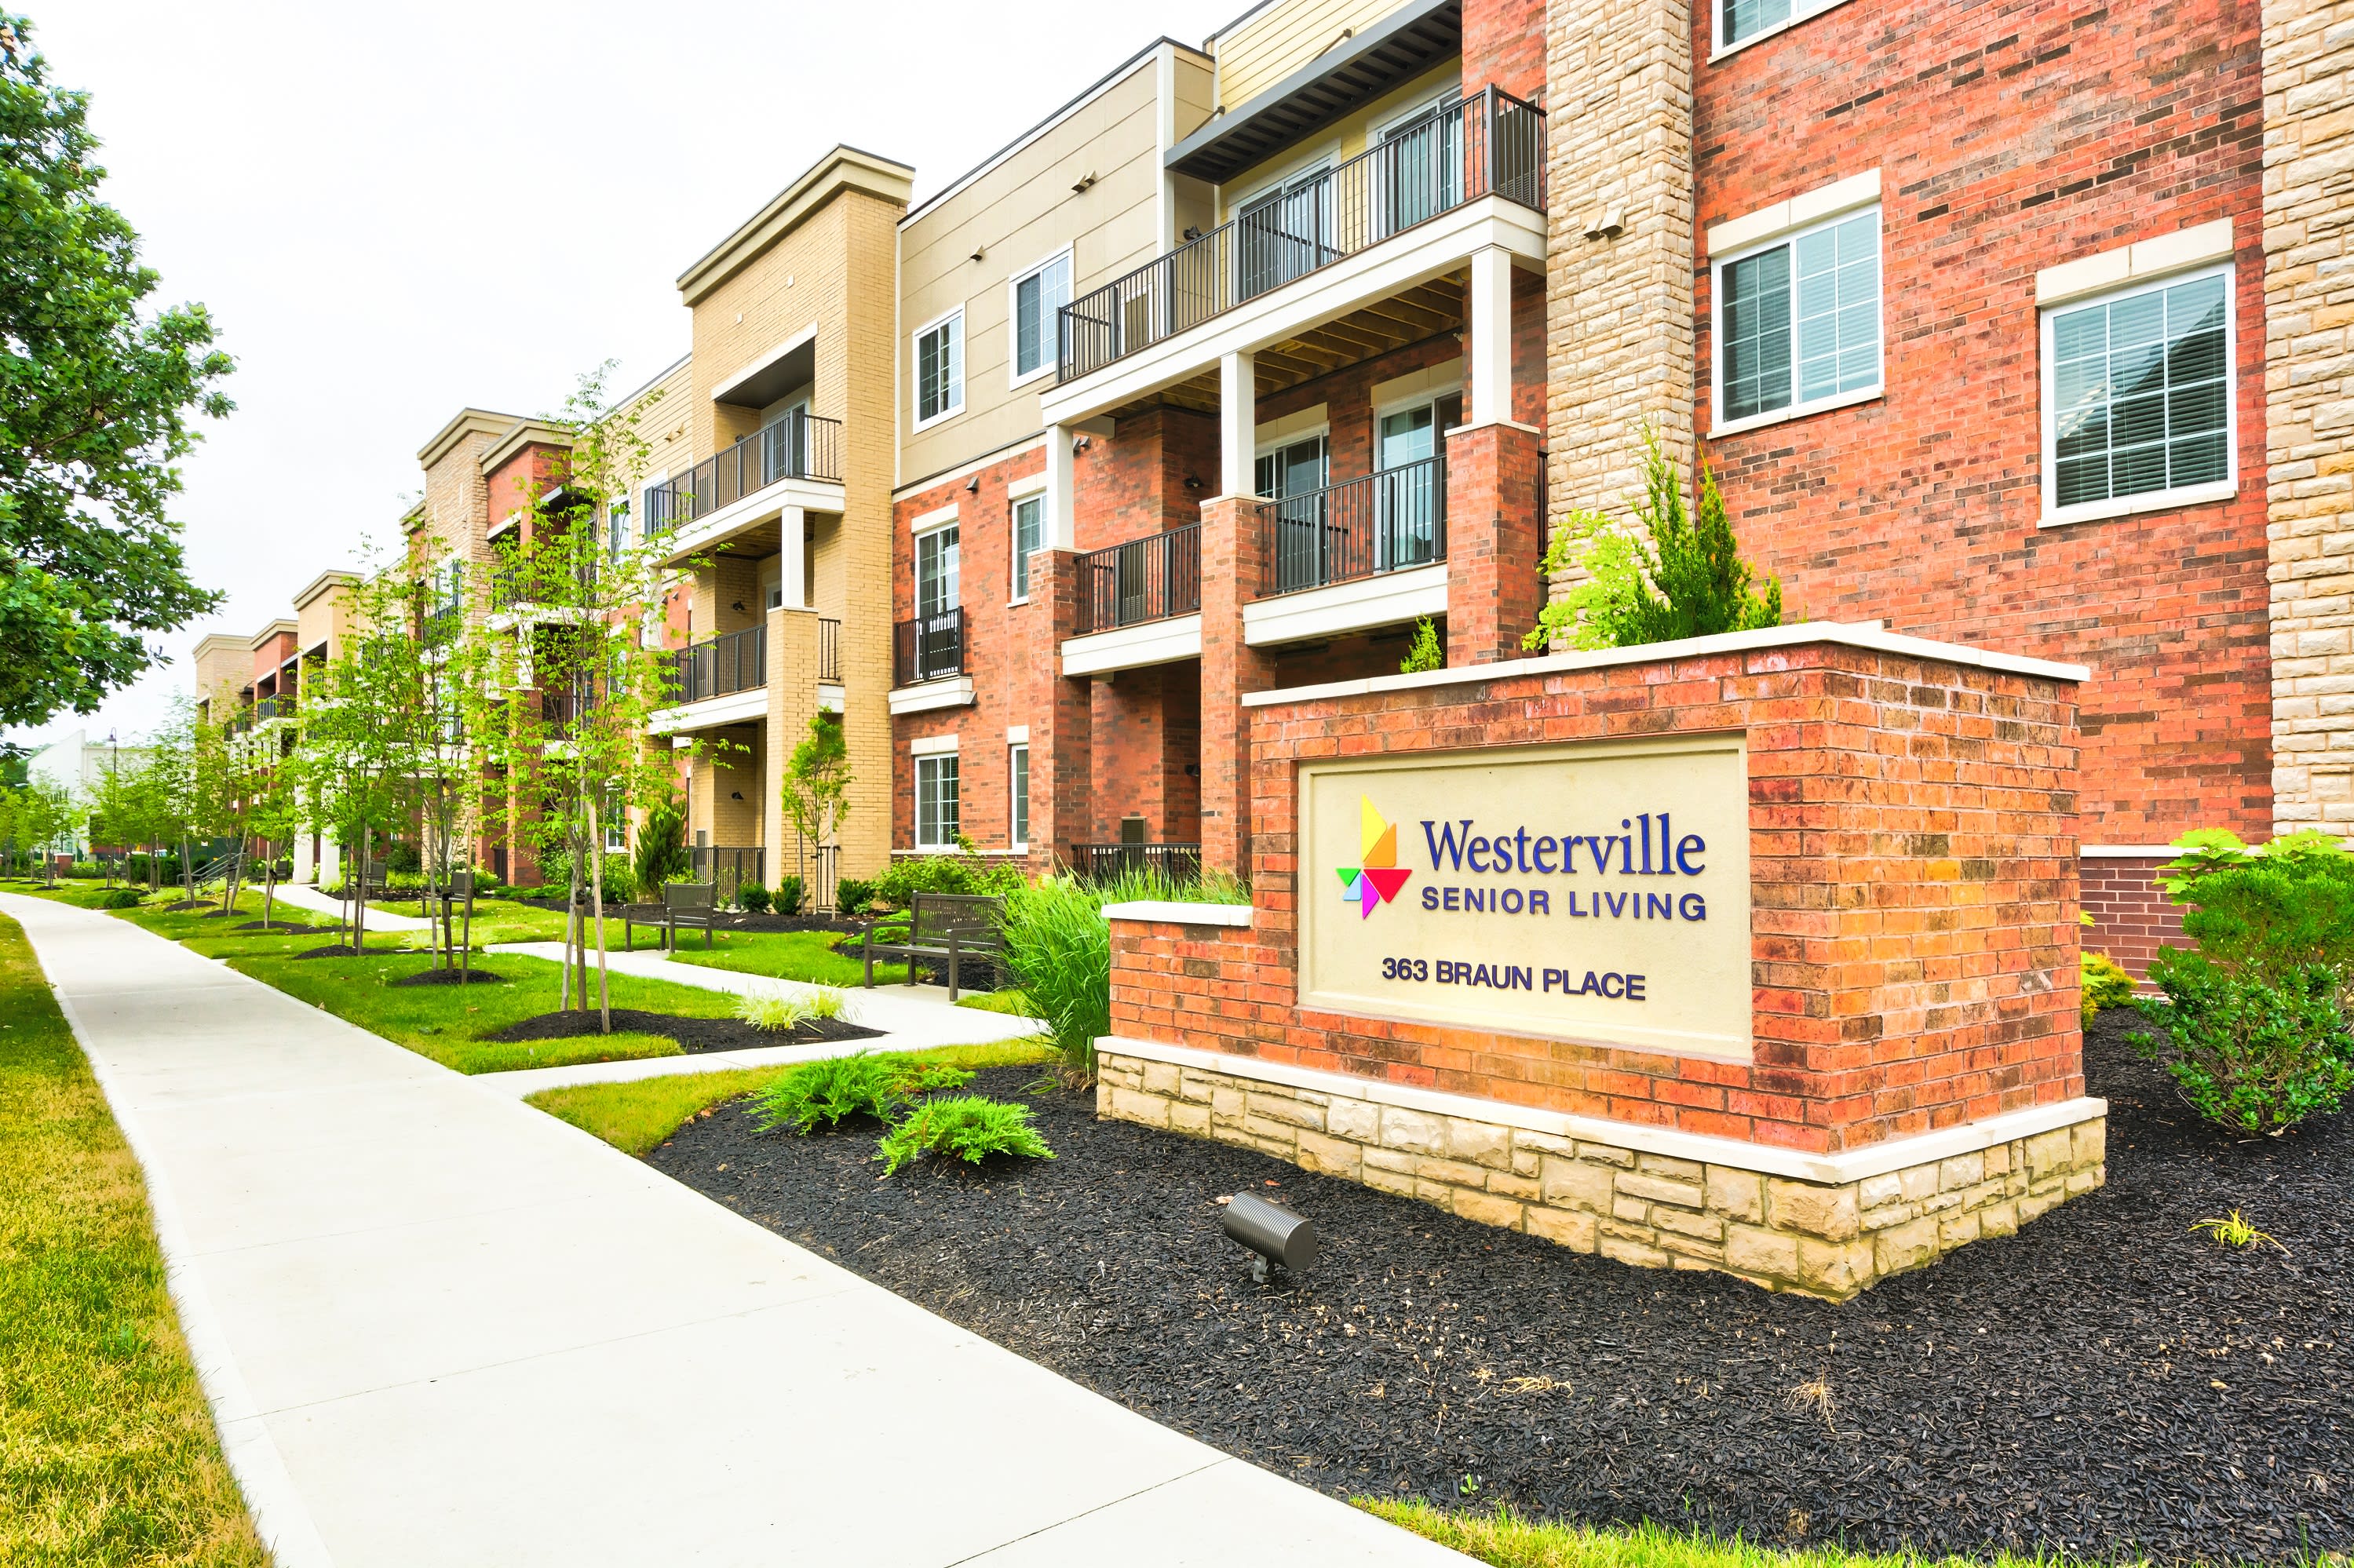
[486,1007,879,1053]
[389,967,509,987]
[646,1018,2349,1564]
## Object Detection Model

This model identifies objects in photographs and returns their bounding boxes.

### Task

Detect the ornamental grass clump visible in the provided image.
[998,877,1111,1081]
[874,1094,1055,1176]
[750,1052,973,1134]
[734,990,810,1034]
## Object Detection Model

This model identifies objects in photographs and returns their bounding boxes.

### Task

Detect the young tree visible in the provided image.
[301,587,411,954]
[0,775,70,880]
[0,15,234,727]
[1524,430,1784,653]
[780,711,851,907]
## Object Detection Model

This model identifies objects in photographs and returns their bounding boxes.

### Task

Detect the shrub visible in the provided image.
[591,857,637,903]
[834,876,876,915]
[1399,615,1443,674]
[634,793,692,892]
[873,848,1026,908]
[736,881,772,914]
[775,875,804,915]
[2082,950,2136,1029]
[97,888,142,909]
[750,1052,974,1135]
[2128,949,2354,1136]
[999,877,1111,1079]
[385,842,422,875]
[2174,860,2354,988]
[874,1095,1055,1176]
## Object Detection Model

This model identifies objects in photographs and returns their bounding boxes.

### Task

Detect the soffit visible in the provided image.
[677,145,914,308]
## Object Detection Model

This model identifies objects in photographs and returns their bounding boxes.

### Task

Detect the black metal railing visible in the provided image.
[1075,842,1204,884]
[670,625,767,705]
[690,846,764,908]
[1058,86,1546,381]
[817,618,842,684]
[1257,455,1447,598]
[540,683,599,733]
[490,556,597,611]
[645,410,842,535]
[893,607,965,686]
[253,695,290,723]
[784,839,841,914]
[1075,523,1201,634]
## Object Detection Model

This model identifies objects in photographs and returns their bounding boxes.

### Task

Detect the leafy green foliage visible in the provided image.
[2081,950,2135,1029]
[775,874,803,915]
[749,1052,975,1135]
[2173,859,2354,985]
[633,793,691,893]
[834,876,876,915]
[874,1094,1055,1176]
[998,877,1111,1078]
[2128,950,2354,1136]
[94,888,140,910]
[732,985,849,1034]
[781,712,851,854]
[1085,864,1250,905]
[1523,431,1782,653]
[735,880,772,914]
[1400,615,1443,674]
[0,16,235,727]
[872,844,1027,907]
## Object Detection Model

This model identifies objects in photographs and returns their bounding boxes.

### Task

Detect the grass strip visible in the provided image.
[0,911,270,1566]
[666,928,911,986]
[1356,1502,2100,1568]
[526,1039,1055,1156]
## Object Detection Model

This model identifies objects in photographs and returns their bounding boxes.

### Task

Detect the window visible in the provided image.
[1009,744,1030,850]
[916,523,961,618]
[1011,494,1042,599]
[1718,0,1848,53]
[2042,267,2232,523]
[1713,206,1881,432]
[607,499,629,558]
[603,789,626,852]
[1012,253,1071,382]
[916,754,961,849]
[915,308,963,426]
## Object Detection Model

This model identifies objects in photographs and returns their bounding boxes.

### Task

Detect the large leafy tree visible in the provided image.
[0,14,233,727]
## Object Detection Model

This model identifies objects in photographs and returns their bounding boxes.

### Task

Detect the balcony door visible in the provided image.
[1374,394,1458,571]
[1257,435,1331,594]
[1377,95,1463,240]
[914,523,961,681]
[765,398,808,486]
[1236,167,1333,303]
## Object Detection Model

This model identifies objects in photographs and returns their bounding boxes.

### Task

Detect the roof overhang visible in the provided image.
[480,418,572,477]
[677,145,914,308]
[1168,0,1461,184]
[417,407,526,470]
[292,569,359,611]
[246,619,298,652]
[711,330,817,410]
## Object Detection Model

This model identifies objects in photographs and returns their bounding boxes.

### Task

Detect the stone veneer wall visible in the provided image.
[1098,1049,2105,1301]
[2265,0,2354,841]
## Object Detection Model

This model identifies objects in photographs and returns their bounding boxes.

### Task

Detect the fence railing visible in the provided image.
[670,625,767,706]
[1075,523,1201,634]
[818,618,842,684]
[690,846,764,909]
[1074,842,1204,884]
[782,839,840,914]
[1058,86,1546,381]
[645,410,843,535]
[1257,455,1447,598]
[489,556,598,611]
[893,607,965,686]
[253,695,290,723]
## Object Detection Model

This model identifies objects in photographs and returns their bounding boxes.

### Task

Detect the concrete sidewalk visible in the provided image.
[2,892,1465,1568]
[268,881,433,932]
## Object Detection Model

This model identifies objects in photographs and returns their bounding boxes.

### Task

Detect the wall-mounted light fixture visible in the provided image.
[730,791,744,801]
[971,246,985,261]
[731,601,746,613]
[1184,474,1203,490]
[965,476,981,494]
[1182,226,1203,242]
[1071,173,1097,195]
[1072,435,1092,454]
[1221,1192,1316,1284]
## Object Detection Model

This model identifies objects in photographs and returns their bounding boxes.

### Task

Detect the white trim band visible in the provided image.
[1103,901,1254,928]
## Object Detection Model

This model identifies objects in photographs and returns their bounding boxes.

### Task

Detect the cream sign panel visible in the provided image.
[1297,735,1753,1061]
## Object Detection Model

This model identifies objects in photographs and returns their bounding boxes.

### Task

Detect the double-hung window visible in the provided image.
[1009,744,1030,851]
[607,499,629,558]
[915,753,962,850]
[915,308,964,428]
[2042,266,2232,525]
[1010,494,1042,599]
[1717,0,1849,53]
[1012,253,1071,383]
[1713,205,1881,432]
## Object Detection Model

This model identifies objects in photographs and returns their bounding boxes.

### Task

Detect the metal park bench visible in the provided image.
[662,881,720,951]
[861,891,1005,1003]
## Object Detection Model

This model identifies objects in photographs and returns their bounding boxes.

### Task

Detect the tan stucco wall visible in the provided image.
[1213,0,1419,109]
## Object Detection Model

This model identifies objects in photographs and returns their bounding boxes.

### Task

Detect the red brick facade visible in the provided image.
[1111,635,2086,1156]
[1693,0,2270,846]
[2081,854,2186,979]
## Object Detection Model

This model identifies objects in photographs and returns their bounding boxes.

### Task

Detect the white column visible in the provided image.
[1219,350,1256,497]
[1469,246,1513,428]
[1046,424,1076,550]
[776,505,808,609]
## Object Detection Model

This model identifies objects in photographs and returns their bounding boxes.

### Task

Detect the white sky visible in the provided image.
[11,0,1244,758]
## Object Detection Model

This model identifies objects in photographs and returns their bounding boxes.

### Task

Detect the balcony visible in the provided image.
[1075,523,1200,634]
[489,557,597,616]
[893,607,965,687]
[1074,842,1203,884]
[670,626,767,706]
[1258,457,1446,598]
[818,617,842,684]
[644,410,841,537]
[1057,87,1544,385]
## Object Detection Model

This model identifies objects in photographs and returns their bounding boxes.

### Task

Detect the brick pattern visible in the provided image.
[1108,640,2084,1154]
[2081,855,2187,978]
[1443,422,1545,664]
[1098,1051,2105,1300]
[1198,496,1279,876]
[1695,0,2272,847]
[2265,0,2354,840]
[1461,0,1546,104]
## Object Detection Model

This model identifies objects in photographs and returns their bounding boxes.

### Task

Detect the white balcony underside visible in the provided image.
[1243,563,1447,648]
[888,677,976,716]
[1060,613,1203,676]
[650,688,768,734]
[1041,196,1546,427]
[653,475,845,567]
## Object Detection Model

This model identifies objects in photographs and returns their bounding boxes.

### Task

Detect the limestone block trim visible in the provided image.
[1103,902,1254,928]
[888,678,977,716]
[1100,1045,2107,1300]
[1099,1035,2106,1185]
[1703,168,1881,257]
[2035,219,2235,308]
[1060,614,1204,676]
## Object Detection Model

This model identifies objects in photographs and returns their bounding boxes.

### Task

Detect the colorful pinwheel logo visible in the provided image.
[1337,797,1413,919]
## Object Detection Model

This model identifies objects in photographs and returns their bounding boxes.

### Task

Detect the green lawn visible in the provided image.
[667,928,914,986]
[0,912,270,1566]
[1358,1503,2108,1568]
[526,1038,1055,1155]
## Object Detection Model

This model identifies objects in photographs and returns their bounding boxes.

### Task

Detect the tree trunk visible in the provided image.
[263,841,277,927]
[587,797,611,1034]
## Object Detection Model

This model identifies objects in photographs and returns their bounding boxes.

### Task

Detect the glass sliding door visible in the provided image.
[1374,394,1456,571]
[1377,97,1462,240]
[1236,169,1333,302]
[1257,435,1331,593]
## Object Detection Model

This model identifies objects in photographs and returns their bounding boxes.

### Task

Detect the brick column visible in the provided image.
[1027,549,1092,876]
[1198,495,1277,877]
[2264,0,2354,841]
[762,607,822,888]
[1445,421,1546,665]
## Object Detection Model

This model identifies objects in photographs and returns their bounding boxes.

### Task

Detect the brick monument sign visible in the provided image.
[1097,623,2107,1300]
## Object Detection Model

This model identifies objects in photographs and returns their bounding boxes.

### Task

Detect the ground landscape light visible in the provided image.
[1221,1192,1316,1284]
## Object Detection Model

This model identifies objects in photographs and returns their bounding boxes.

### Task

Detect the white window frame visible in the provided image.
[1007,246,1075,390]
[1711,0,1858,61]
[2038,259,2238,530]
[912,304,965,432]
[1708,202,1884,439]
[1008,477,1046,603]
[914,749,962,851]
[1008,742,1030,852]
[911,505,960,619]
